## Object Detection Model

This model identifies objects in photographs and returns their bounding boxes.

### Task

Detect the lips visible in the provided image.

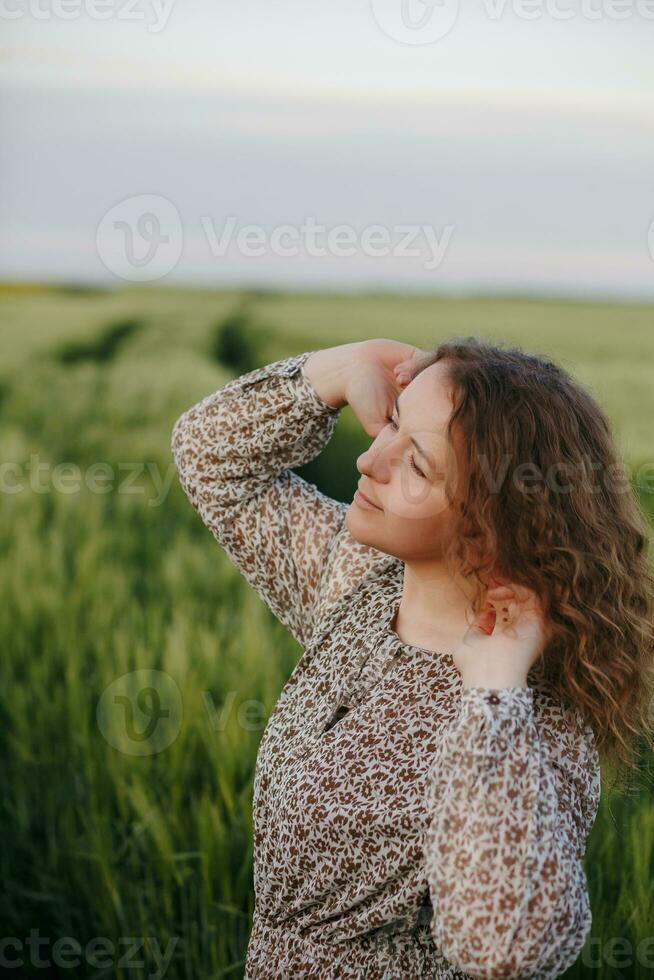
[357,484,382,509]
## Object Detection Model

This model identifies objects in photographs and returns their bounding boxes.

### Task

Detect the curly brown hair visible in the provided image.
[417,336,654,792]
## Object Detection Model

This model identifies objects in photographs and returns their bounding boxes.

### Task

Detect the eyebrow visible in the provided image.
[393,393,435,471]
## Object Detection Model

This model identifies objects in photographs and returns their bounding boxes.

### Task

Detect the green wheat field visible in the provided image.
[1,282,653,979]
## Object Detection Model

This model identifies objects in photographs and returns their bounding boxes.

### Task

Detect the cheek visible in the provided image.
[386,476,449,522]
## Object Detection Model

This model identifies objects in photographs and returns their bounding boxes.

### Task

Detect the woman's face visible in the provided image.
[346,361,462,561]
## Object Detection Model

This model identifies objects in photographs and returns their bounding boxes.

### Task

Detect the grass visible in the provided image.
[0,282,652,978]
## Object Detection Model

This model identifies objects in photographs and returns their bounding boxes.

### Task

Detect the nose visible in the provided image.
[356,433,396,484]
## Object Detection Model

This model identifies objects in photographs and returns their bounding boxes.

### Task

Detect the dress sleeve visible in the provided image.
[423,684,601,980]
[170,349,350,648]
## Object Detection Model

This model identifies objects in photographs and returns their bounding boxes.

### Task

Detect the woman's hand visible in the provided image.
[454,577,553,689]
[304,339,434,434]
[344,339,433,437]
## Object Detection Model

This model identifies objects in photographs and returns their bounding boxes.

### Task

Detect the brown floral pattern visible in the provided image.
[171,350,601,979]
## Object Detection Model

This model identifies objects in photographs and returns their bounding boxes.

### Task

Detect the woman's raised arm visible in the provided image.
[171,343,363,648]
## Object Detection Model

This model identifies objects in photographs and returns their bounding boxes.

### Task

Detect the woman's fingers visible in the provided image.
[487,581,535,605]
[393,347,433,387]
[487,598,517,626]
[393,362,412,387]
[487,585,515,598]
[476,610,496,635]
[468,603,496,637]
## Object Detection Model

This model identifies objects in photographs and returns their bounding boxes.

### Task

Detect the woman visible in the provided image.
[171,336,654,979]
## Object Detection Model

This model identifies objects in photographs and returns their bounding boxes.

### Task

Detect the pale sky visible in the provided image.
[2,0,654,296]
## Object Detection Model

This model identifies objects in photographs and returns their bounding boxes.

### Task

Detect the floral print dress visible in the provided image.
[170,349,601,980]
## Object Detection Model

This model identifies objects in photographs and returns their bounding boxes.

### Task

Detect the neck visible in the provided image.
[393,559,478,651]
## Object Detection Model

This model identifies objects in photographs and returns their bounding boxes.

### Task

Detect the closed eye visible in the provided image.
[386,416,426,479]
[409,455,425,478]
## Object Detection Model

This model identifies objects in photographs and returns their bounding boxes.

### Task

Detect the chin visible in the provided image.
[345,503,365,541]
[345,502,378,545]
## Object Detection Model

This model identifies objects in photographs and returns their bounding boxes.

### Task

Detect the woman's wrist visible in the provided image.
[303,342,366,410]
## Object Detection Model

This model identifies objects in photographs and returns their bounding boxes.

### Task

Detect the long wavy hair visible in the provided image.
[418,336,654,791]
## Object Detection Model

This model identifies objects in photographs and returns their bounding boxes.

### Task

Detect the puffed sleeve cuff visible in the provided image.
[170,348,344,513]
[459,686,534,721]
[222,349,343,418]
[450,687,536,766]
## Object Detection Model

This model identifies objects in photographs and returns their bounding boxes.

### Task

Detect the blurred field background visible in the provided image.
[1,281,653,978]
